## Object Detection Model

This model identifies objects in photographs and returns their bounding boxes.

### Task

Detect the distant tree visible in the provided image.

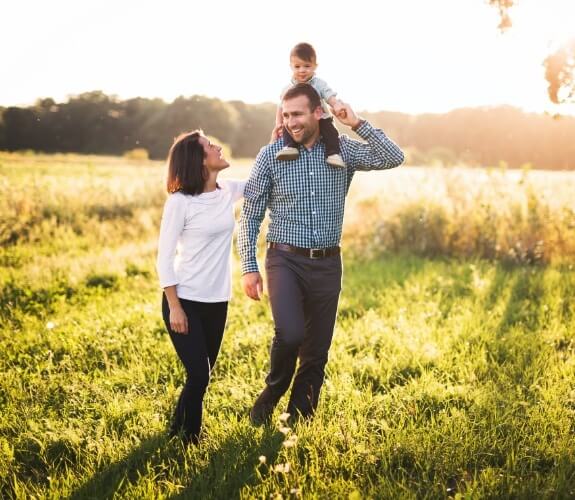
[137,95,240,159]
[0,107,5,149]
[488,0,575,104]
[118,96,166,154]
[488,0,514,31]
[2,107,40,150]
[544,41,575,104]
[364,106,575,169]
[54,91,125,154]
[228,101,276,158]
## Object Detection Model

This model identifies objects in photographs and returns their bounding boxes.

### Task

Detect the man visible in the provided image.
[238,83,404,425]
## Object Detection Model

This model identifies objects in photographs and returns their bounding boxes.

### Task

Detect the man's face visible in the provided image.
[282,95,322,146]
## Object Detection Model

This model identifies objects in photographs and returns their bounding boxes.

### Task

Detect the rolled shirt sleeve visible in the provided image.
[342,121,405,171]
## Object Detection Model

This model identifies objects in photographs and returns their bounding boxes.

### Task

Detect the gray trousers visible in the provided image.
[264,247,342,417]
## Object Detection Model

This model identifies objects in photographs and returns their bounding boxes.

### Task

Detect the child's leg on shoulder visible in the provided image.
[319,118,340,157]
[276,126,299,161]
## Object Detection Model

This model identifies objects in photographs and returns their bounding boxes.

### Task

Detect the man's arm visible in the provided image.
[335,102,405,171]
[238,148,272,301]
[238,147,272,276]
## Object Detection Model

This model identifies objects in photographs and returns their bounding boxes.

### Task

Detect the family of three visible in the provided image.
[156,43,405,445]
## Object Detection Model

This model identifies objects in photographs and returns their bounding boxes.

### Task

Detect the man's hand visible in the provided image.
[242,272,264,301]
[333,102,361,129]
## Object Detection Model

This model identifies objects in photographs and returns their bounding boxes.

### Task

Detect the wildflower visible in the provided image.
[274,462,290,473]
[278,412,291,422]
[283,435,298,448]
[258,455,267,464]
[46,321,55,330]
[290,488,301,496]
[278,426,291,435]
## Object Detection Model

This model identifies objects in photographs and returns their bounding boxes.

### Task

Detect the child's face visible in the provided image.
[290,56,317,83]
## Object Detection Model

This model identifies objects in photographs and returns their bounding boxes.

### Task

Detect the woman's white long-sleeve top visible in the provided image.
[156,179,246,302]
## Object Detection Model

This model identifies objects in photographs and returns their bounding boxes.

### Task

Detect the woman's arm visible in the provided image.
[156,194,189,334]
[164,285,188,334]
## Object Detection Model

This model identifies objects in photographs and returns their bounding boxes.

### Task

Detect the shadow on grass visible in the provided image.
[496,267,546,335]
[480,264,549,388]
[69,426,284,500]
[168,426,284,500]
[69,432,178,500]
[339,253,429,320]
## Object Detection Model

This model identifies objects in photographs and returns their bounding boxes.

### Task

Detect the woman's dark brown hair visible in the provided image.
[166,130,206,195]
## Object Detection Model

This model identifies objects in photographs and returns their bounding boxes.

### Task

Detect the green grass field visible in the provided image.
[1,152,575,499]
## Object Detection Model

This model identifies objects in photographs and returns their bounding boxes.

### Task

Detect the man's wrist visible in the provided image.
[351,118,365,131]
[242,264,259,275]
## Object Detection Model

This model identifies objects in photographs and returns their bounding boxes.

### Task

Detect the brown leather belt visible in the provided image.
[268,242,340,259]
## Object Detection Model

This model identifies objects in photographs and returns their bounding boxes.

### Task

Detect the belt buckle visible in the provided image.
[310,248,324,259]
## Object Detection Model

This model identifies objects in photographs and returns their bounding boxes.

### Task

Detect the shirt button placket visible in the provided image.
[309,158,319,246]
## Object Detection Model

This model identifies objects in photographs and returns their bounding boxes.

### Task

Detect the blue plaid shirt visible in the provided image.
[238,121,404,274]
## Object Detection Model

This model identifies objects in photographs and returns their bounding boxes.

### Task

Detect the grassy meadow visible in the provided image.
[1,151,575,499]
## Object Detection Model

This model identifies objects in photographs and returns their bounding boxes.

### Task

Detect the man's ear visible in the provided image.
[313,106,323,119]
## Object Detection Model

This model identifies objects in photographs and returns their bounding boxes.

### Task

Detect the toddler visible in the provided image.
[275,42,346,168]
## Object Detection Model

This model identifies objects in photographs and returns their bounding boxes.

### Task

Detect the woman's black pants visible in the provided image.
[162,294,228,444]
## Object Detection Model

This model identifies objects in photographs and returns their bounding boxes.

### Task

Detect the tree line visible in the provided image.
[0,91,275,160]
[1,91,574,169]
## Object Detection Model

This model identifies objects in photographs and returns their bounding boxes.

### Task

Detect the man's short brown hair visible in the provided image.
[290,42,317,63]
[282,83,322,112]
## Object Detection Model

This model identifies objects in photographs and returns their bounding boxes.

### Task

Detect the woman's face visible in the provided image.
[199,136,230,173]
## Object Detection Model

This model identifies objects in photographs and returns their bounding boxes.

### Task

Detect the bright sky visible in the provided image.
[2,0,574,115]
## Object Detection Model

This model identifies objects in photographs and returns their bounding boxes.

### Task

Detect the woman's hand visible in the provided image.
[170,306,189,335]
[164,286,188,334]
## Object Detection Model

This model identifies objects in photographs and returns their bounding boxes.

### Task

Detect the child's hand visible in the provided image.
[270,124,283,143]
[332,100,345,116]
[334,102,360,128]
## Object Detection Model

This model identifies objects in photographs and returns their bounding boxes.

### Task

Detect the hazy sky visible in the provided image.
[2,0,574,115]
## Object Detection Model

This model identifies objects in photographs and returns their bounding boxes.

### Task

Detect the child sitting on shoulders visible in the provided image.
[274,42,347,168]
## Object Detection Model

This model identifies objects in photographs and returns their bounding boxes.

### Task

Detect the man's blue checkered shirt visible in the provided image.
[238,121,404,274]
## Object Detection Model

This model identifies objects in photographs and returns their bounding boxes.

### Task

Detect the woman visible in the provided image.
[156,131,245,445]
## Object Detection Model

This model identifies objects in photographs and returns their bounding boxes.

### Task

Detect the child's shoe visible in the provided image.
[276,147,299,161]
[326,154,346,168]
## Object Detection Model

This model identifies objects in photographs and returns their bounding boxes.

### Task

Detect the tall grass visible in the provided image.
[1,152,575,498]
[345,166,575,264]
